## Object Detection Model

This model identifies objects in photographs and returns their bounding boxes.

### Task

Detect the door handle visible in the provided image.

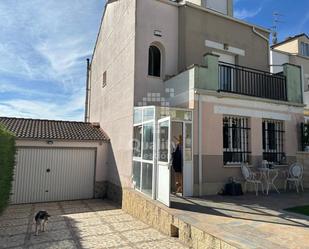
[46,169,51,173]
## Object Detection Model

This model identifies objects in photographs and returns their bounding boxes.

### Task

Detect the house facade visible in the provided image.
[87,0,304,204]
[270,33,309,120]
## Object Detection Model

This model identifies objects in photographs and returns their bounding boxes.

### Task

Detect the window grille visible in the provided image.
[223,116,250,165]
[262,119,285,163]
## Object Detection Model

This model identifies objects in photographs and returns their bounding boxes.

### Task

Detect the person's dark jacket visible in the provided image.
[172,144,182,173]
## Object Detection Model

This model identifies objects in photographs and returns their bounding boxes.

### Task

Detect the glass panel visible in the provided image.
[159,120,169,162]
[184,123,192,161]
[133,126,142,158]
[143,107,155,122]
[141,163,153,196]
[134,108,142,124]
[132,161,141,190]
[143,122,154,160]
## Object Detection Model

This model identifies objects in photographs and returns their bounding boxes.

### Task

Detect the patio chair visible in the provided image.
[284,163,304,193]
[241,164,264,196]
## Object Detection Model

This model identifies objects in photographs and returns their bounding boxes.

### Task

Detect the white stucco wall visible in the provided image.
[270,50,289,74]
[89,0,136,188]
[15,139,108,183]
[134,0,179,105]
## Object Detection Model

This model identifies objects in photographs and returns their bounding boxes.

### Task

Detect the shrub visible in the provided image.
[0,125,16,214]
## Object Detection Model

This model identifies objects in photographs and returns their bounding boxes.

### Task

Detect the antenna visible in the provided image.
[271,12,284,45]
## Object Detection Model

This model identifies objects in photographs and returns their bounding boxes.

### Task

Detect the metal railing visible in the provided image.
[219,62,287,101]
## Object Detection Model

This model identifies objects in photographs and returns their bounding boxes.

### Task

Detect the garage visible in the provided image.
[0,117,109,204]
[11,147,96,204]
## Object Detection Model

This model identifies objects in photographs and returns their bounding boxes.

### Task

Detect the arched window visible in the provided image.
[148,45,161,77]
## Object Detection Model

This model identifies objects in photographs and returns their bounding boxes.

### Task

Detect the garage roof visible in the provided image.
[0,117,109,142]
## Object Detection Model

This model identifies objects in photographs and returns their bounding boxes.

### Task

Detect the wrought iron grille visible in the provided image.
[219,62,287,101]
[223,116,251,165]
[262,119,285,163]
[301,122,309,151]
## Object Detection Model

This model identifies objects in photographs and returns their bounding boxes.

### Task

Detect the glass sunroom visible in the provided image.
[132,106,193,207]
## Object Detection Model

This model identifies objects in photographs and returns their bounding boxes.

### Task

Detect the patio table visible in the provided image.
[258,168,280,195]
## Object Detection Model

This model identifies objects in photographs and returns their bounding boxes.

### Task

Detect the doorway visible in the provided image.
[133,106,193,207]
[171,122,184,196]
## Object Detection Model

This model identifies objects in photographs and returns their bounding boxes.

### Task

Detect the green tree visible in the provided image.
[0,125,16,214]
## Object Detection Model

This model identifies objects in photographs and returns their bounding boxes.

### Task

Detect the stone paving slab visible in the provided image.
[0,199,188,249]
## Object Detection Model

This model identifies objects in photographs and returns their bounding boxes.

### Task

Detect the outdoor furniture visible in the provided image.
[259,167,280,195]
[241,164,264,196]
[285,163,304,193]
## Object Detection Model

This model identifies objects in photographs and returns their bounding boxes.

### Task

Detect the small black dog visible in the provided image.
[34,211,50,236]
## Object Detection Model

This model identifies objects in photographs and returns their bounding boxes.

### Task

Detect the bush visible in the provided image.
[0,125,16,215]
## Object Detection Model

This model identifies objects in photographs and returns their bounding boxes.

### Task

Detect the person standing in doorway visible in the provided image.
[172,135,183,194]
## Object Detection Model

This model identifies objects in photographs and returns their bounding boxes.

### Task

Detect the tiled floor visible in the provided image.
[170,192,309,249]
[0,200,188,249]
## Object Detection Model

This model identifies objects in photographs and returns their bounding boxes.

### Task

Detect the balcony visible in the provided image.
[219,62,287,101]
[164,54,303,107]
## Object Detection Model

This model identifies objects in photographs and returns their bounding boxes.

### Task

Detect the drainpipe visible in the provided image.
[84,58,91,122]
[197,92,203,196]
[252,27,270,70]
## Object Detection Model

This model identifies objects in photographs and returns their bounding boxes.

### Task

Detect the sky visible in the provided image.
[0,0,308,121]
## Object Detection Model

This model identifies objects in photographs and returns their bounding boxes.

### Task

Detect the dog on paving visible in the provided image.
[34,211,50,236]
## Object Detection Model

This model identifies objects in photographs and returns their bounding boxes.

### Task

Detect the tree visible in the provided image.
[0,125,16,214]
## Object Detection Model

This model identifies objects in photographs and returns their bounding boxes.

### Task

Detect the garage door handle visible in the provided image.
[46,169,51,173]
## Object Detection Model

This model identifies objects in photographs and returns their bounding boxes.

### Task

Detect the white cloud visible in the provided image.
[298,11,309,33]
[0,0,105,120]
[0,90,86,121]
[234,7,262,19]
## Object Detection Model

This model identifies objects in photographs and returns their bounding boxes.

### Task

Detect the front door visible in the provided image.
[157,117,171,206]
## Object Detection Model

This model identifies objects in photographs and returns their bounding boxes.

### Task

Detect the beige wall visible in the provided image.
[193,94,304,195]
[89,0,136,188]
[178,5,270,72]
[134,0,179,105]
[274,39,299,55]
[15,140,108,183]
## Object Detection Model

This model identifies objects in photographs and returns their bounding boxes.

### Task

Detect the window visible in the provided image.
[203,0,228,15]
[262,120,285,163]
[301,42,309,57]
[148,45,161,77]
[102,71,107,88]
[223,116,250,165]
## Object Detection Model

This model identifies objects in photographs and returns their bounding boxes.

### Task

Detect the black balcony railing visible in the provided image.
[219,62,287,101]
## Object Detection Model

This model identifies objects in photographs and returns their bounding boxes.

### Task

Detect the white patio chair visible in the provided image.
[285,163,304,193]
[241,164,264,196]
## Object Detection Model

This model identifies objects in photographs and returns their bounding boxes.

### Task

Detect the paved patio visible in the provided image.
[0,199,188,249]
[170,192,309,249]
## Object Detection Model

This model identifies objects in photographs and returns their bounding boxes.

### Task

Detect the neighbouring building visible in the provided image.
[87,0,304,205]
[270,33,309,120]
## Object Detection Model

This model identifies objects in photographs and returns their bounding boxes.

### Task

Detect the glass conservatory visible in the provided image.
[132,106,193,207]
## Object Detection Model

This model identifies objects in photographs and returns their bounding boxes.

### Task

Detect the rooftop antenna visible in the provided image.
[271,12,284,45]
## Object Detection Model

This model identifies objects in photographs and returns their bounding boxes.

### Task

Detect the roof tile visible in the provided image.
[0,117,109,142]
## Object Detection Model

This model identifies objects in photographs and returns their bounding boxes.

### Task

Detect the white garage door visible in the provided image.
[11,147,96,204]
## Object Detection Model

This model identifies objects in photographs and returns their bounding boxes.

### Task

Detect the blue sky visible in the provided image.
[0,0,308,121]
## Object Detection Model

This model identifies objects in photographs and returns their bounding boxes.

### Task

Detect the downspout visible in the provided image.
[197,92,203,196]
[252,27,269,41]
[84,58,91,122]
[252,27,270,70]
